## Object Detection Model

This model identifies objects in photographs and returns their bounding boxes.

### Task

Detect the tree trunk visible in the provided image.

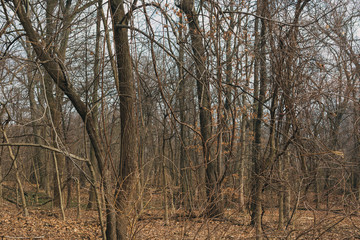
[177,14,193,211]
[110,1,138,239]
[179,0,222,218]
[52,152,66,220]
[87,0,101,210]
[42,0,67,209]
[27,69,43,201]
[250,2,267,240]
[161,123,169,225]
[66,158,72,208]
[284,153,291,225]
[2,128,28,216]
[76,177,81,220]
[278,157,285,230]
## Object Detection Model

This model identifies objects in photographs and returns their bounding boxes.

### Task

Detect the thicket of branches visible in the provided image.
[0,0,359,239]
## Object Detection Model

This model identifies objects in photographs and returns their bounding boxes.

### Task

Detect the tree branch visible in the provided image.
[0,143,88,162]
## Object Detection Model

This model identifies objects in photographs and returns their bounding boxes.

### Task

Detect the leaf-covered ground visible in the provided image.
[1,200,360,239]
[0,203,100,239]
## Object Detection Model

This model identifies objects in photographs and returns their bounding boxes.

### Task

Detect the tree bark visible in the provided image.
[161,119,169,225]
[109,1,138,239]
[87,0,102,210]
[250,2,268,240]
[178,0,222,218]
[177,14,193,211]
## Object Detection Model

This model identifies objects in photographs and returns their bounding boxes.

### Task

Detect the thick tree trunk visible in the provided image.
[27,67,46,198]
[110,1,138,239]
[179,0,222,218]
[250,2,267,240]
[177,14,193,211]
[43,0,68,209]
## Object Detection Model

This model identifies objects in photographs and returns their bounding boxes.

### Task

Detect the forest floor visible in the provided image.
[1,201,360,239]
[1,183,360,239]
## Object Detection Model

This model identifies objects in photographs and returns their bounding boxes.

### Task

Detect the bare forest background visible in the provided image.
[0,0,359,239]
